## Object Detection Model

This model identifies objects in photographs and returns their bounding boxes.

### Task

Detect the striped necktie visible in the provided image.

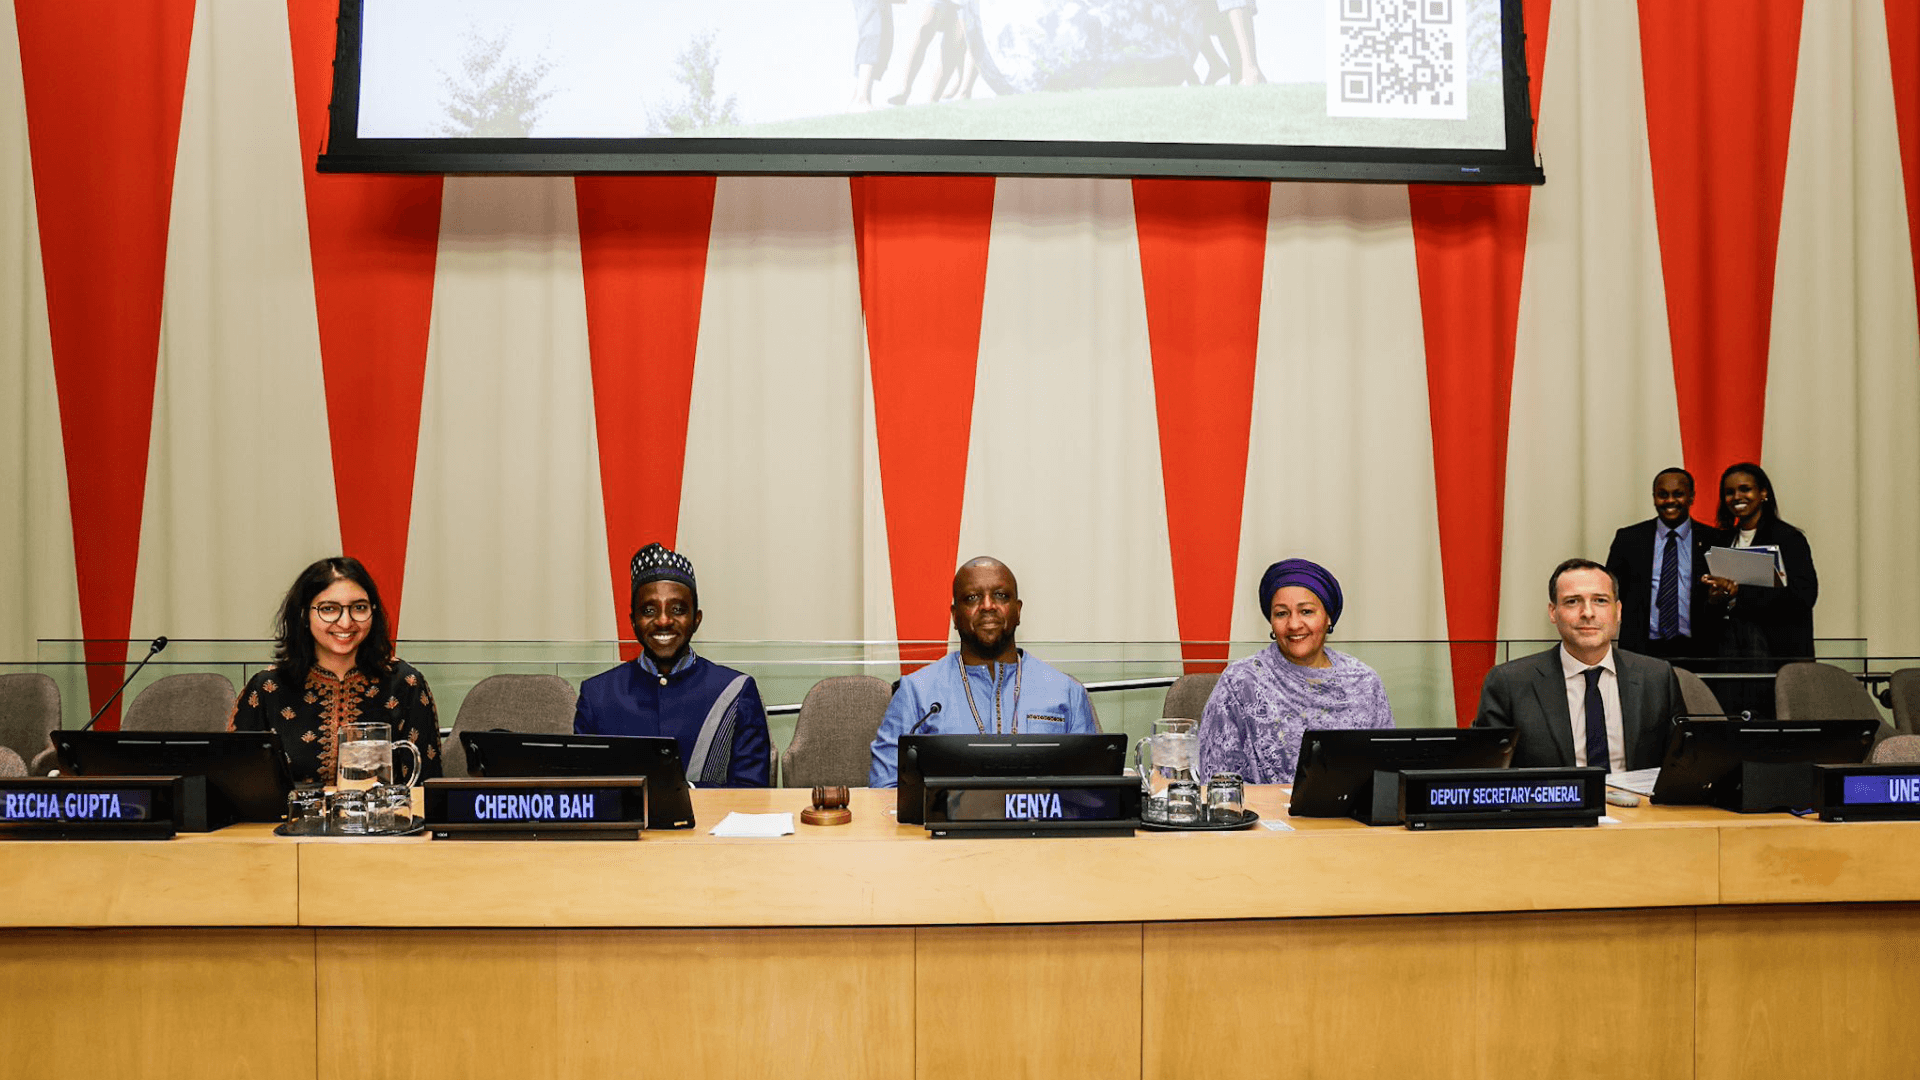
[1655,529,1680,640]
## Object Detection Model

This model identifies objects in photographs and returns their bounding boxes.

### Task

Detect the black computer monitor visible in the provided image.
[1650,717,1879,813]
[896,733,1128,825]
[1289,727,1517,825]
[460,731,696,830]
[51,730,294,831]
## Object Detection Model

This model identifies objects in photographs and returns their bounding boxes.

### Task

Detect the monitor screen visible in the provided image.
[897,732,1128,824]
[1651,718,1878,812]
[1288,726,1515,822]
[318,0,1543,183]
[51,730,294,829]
[460,730,696,829]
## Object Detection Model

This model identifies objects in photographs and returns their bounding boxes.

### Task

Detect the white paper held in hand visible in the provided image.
[1705,546,1778,588]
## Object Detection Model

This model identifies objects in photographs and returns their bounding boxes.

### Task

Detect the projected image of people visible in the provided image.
[355,0,1509,150]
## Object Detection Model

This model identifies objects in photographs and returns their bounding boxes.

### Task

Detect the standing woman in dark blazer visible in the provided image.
[1702,462,1818,664]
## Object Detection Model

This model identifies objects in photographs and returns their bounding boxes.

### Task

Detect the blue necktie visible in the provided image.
[1655,529,1680,640]
[1583,667,1611,771]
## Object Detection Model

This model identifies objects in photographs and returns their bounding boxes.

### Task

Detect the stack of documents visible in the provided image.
[1606,768,1661,797]
[1706,546,1781,586]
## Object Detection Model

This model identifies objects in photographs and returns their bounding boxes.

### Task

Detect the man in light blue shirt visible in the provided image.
[868,557,1098,787]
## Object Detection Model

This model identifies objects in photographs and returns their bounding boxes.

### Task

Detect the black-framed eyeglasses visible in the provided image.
[312,601,374,624]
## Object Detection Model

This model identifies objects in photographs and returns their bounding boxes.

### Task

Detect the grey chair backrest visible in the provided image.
[781,676,893,789]
[1775,661,1883,722]
[1671,666,1723,717]
[1163,672,1221,720]
[122,672,237,732]
[0,746,25,778]
[1870,734,1920,764]
[443,673,579,778]
[0,672,61,772]
[1889,669,1920,736]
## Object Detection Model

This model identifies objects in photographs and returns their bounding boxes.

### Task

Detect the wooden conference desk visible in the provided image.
[2,787,1916,1080]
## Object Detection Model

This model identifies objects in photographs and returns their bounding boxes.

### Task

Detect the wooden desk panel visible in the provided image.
[316,927,913,1080]
[0,928,316,1080]
[1718,821,1920,903]
[1695,904,1920,1080]
[6,788,1920,1079]
[0,825,297,925]
[916,924,1142,1080]
[297,789,1720,927]
[1143,909,1696,1080]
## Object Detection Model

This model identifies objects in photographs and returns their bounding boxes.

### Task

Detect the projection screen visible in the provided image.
[318,0,1544,183]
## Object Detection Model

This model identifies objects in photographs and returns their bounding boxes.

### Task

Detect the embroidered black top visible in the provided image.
[228,660,443,787]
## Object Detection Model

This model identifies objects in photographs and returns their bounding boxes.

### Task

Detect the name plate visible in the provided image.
[423,777,647,840]
[1399,767,1606,830]
[1816,763,1920,822]
[922,775,1139,838]
[0,775,183,840]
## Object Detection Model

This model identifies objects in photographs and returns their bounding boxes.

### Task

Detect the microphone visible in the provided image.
[82,636,169,731]
[907,701,942,736]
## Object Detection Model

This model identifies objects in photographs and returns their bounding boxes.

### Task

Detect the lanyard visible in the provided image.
[958,651,1023,734]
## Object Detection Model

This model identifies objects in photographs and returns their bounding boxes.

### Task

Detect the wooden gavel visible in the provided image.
[800,785,852,826]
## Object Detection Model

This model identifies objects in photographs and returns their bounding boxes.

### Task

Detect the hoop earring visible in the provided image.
[1269,631,1277,641]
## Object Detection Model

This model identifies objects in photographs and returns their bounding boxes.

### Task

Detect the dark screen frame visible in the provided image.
[317,0,1544,184]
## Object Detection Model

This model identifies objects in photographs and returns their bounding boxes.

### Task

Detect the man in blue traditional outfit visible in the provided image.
[574,543,771,786]
[868,556,1099,787]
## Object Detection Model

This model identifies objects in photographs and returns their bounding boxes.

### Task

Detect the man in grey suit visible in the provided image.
[1473,558,1684,772]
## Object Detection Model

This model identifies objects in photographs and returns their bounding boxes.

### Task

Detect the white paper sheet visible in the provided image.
[708,812,795,838]
[1606,767,1661,797]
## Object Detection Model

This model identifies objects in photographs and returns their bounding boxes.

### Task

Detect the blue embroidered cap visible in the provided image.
[630,542,697,609]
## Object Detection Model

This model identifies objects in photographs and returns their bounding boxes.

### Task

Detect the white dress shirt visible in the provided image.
[1559,644,1625,773]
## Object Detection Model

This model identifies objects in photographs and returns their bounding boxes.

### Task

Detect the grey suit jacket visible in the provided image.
[1471,646,1682,770]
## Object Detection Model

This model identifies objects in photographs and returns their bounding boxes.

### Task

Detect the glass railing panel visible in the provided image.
[22,637,1881,741]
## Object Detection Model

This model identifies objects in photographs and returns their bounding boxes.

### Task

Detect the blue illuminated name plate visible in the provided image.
[922,776,1139,838]
[423,777,649,840]
[0,776,181,839]
[1817,764,1920,822]
[1421,782,1588,811]
[3,789,153,821]
[1399,767,1606,830]
[448,790,618,823]
[422,772,652,841]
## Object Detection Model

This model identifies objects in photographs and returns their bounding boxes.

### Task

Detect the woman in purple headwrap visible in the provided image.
[1195,558,1395,784]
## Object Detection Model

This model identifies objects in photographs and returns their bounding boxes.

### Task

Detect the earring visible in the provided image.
[1270,631,1277,641]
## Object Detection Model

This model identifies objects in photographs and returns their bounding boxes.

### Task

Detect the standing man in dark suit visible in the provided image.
[1473,559,1684,771]
[1605,467,1720,662]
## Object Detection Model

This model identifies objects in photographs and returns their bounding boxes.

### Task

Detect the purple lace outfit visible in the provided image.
[1195,644,1395,784]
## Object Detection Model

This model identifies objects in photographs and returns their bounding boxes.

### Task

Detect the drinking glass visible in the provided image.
[1207,772,1245,823]
[1166,780,1202,825]
[367,784,412,834]
[329,788,369,835]
[285,787,327,835]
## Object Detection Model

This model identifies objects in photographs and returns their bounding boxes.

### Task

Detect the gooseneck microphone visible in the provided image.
[81,636,169,731]
[907,701,942,736]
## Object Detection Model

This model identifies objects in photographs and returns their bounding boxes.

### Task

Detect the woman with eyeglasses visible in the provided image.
[228,556,443,787]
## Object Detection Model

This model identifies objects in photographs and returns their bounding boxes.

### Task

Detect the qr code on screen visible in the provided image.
[1325,0,1468,121]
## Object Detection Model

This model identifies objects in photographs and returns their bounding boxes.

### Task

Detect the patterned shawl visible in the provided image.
[1196,644,1395,784]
